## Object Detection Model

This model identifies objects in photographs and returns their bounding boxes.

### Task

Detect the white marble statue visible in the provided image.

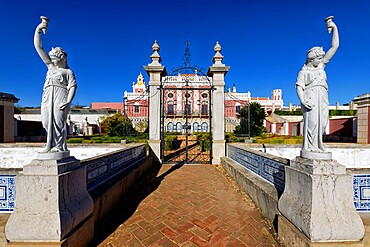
[34,16,77,153]
[296,16,339,159]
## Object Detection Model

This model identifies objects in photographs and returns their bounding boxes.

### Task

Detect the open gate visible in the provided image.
[159,44,214,164]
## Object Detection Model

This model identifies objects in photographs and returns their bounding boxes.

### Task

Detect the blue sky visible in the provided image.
[1,0,369,107]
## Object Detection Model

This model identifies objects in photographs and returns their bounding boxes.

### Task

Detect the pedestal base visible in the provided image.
[212,139,225,164]
[300,149,332,160]
[278,157,364,242]
[5,157,94,242]
[6,215,94,247]
[278,214,364,247]
[37,150,70,160]
[148,140,161,163]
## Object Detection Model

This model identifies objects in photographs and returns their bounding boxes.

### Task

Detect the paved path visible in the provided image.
[93,164,280,247]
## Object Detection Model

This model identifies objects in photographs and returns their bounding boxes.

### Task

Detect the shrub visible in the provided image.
[164,135,179,151]
[82,140,95,144]
[200,139,211,151]
[67,138,84,143]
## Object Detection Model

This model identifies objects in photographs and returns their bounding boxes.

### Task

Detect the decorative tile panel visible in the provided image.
[84,145,146,191]
[0,175,16,212]
[228,145,286,191]
[353,174,370,211]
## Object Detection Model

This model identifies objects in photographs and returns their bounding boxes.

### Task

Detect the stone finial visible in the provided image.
[152,40,160,52]
[149,40,162,65]
[212,41,224,65]
[214,41,221,53]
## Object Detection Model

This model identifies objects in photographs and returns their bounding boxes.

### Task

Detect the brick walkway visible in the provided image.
[92,164,280,247]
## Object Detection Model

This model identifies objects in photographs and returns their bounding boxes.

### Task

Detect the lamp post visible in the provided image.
[184,78,190,164]
[123,92,127,137]
[248,102,251,139]
[123,92,127,116]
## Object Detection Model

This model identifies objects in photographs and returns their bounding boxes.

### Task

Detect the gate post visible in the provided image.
[144,41,166,162]
[208,42,230,164]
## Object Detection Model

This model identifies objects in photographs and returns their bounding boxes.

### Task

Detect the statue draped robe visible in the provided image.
[296,61,329,152]
[41,67,76,151]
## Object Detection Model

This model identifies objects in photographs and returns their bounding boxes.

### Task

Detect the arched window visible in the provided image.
[176,122,182,132]
[167,122,174,132]
[193,122,199,133]
[201,122,208,132]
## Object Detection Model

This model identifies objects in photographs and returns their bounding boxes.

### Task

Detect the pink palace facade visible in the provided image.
[92,72,284,133]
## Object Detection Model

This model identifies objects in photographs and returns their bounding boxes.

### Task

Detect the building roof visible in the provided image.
[22,108,118,115]
[0,92,19,103]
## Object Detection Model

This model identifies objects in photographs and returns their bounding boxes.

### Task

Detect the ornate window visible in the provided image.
[167,103,174,115]
[185,103,191,115]
[236,103,241,114]
[134,102,140,113]
[201,102,208,115]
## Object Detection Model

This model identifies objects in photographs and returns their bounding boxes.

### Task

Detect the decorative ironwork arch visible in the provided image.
[159,42,214,164]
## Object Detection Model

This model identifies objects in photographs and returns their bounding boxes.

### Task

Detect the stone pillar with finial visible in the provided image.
[208,41,230,164]
[144,41,166,162]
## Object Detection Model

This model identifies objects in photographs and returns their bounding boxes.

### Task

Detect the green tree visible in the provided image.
[100,112,137,136]
[234,102,266,137]
[71,103,88,109]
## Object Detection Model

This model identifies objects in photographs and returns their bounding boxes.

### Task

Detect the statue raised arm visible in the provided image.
[295,16,339,159]
[34,16,77,156]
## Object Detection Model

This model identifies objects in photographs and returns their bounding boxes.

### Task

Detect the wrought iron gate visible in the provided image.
[159,43,214,164]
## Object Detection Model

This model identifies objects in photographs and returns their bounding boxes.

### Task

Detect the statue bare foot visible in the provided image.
[39,147,51,153]
[50,147,63,153]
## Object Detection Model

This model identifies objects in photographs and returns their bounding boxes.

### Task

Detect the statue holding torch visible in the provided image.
[34,16,77,155]
[295,16,339,159]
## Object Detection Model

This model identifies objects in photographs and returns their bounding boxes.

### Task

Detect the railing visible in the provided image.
[227,143,288,191]
[83,144,146,191]
[163,75,212,83]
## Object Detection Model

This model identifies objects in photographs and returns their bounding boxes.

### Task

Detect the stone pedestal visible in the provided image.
[5,157,94,243]
[278,157,364,243]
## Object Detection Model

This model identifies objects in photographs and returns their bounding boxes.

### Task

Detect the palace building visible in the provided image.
[92,72,284,133]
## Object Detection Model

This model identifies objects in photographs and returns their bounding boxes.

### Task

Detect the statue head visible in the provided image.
[49,47,68,68]
[306,47,325,67]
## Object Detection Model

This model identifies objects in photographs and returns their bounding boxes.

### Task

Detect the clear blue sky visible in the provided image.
[1,0,369,107]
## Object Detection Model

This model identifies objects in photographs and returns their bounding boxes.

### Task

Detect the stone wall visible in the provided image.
[0,144,148,213]
[222,143,370,218]
[221,143,288,222]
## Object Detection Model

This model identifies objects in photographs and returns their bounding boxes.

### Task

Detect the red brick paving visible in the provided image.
[94,164,280,247]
